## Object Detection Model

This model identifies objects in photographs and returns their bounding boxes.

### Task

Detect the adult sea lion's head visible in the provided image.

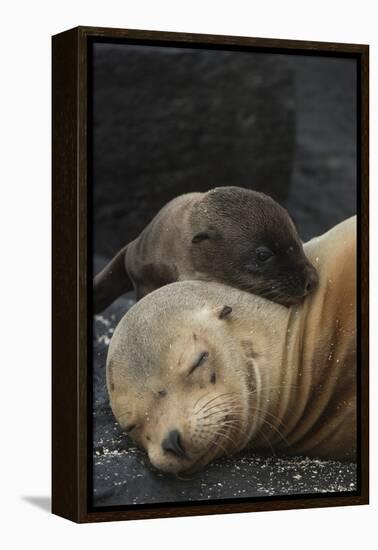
[189,186,318,306]
[106,282,275,475]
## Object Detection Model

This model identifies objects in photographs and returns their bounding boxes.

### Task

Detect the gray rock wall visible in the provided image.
[92,44,296,258]
[284,55,357,241]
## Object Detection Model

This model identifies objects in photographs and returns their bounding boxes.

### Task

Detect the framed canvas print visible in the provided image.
[52,26,369,523]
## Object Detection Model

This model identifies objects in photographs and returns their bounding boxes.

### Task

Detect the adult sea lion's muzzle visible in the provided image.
[161,429,188,459]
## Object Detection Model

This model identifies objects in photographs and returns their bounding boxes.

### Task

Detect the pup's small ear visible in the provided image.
[192,231,211,244]
[218,305,232,320]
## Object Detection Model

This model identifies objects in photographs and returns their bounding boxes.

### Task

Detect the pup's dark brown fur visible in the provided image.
[94,186,318,313]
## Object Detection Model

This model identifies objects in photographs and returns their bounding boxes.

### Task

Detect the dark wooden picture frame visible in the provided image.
[52,26,369,523]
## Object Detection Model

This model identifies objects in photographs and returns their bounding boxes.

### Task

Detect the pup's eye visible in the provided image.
[188,351,209,375]
[192,232,210,244]
[256,246,274,263]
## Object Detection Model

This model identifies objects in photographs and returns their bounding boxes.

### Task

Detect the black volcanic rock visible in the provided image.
[92,44,296,258]
[283,55,357,241]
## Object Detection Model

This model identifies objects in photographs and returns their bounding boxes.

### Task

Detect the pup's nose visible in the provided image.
[304,267,319,295]
[162,429,187,459]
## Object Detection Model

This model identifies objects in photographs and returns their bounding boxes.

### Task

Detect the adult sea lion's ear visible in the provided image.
[218,305,233,320]
[192,231,211,244]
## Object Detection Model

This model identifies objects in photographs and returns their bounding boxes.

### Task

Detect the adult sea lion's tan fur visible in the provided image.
[94,186,318,312]
[107,217,356,474]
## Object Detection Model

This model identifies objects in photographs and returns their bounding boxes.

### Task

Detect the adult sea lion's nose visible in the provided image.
[162,429,188,459]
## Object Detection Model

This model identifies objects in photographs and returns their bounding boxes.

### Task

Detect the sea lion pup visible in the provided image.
[107,216,356,474]
[94,186,318,312]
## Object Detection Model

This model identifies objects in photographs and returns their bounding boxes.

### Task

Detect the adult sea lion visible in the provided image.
[94,186,318,312]
[106,216,356,474]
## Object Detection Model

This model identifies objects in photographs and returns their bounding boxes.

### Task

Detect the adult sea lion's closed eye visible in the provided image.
[188,351,209,375]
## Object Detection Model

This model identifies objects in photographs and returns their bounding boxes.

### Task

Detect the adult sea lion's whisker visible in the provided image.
[212,429,239,449]
[216,423,244,440]
[199,419,243,433]
[249,405,291,432]
[247,383,301,396]
[195,391,240,413]
[198,411,244,424]
[199,406,244,419]
[259,417,290,447]
[195,391,239,414]
[192,391,213,410]
[208,436,228,456]
[198,396,243,416]
[200,402,244,415]
[200,406,244,421]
